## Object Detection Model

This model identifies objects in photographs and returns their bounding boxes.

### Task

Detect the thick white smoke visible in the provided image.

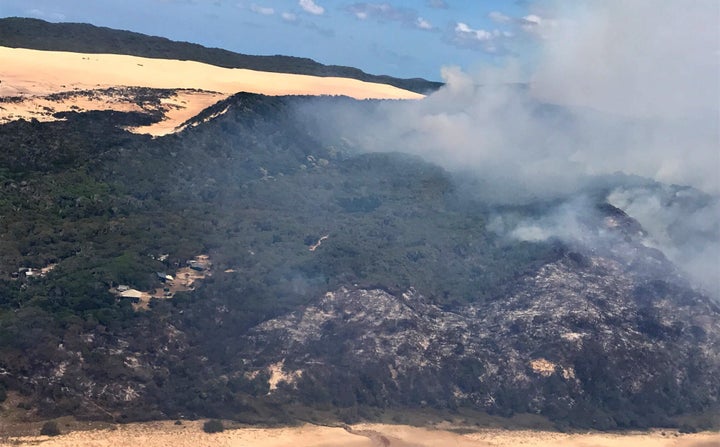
[299,0,720,295]
[530,0,720,193]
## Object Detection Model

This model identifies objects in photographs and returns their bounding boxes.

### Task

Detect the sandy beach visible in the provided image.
[2,420,717,447]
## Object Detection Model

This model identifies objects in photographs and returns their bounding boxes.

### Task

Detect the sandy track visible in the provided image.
[2,421,718,447]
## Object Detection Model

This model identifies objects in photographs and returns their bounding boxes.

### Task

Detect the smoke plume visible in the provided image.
[298,0,720,295]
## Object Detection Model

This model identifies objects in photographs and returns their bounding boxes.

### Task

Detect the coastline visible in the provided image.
[2,420,718,447]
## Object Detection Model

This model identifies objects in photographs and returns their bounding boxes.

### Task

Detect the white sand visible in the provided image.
[0,46,423,99]
[0,84,228,134]
[0,46,423,135]
[2,421,374,447]
[3,421,718,447]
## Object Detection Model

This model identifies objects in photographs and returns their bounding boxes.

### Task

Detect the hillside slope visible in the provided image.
[0,92,717,430]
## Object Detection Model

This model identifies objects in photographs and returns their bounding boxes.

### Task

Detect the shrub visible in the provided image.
[16,402,31,410]
[40,421,61,436]
[202,419,224,433]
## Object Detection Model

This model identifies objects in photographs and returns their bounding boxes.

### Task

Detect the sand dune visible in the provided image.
[0,47,423,100]
[0,46,423,135]
[2,421,717,447]
[0,85,227,135]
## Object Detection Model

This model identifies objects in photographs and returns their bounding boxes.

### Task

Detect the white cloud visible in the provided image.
[281,11,297,21]
[26,8,66,21]
[489,11,511,24]
[347,3,434,31]
[348,3,398,21]
[451,22,511,52]
[299,0,324,15]
[455,23,494,41]
[522,14,542,25]
[416,17,433,30]
[250,3,274,15]
[448,9,560,52]
[518,13,550,35]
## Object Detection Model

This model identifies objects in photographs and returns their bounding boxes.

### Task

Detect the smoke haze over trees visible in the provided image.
[299,0,720,296]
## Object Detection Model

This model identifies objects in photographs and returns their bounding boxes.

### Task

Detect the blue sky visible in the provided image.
[0,0,542,80]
